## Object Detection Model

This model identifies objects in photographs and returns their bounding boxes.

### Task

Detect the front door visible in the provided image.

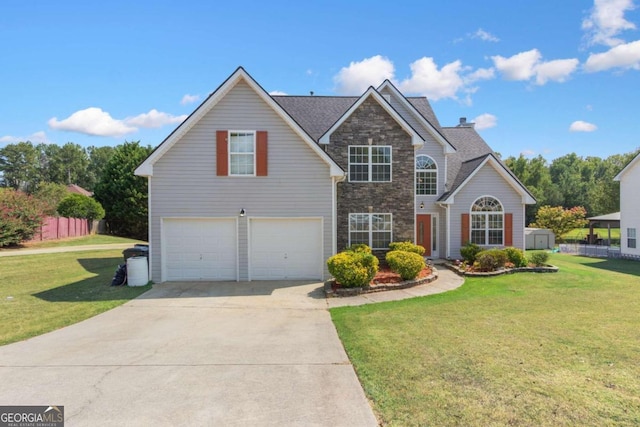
[416,214,439,258]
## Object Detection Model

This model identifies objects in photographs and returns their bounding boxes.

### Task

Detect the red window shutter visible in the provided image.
[461,213,470,245]
[256,131,268,176]
[216,130,228,176]
[505,213,513,247]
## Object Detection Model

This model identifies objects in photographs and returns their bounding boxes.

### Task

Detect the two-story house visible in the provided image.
[135,67,535,282]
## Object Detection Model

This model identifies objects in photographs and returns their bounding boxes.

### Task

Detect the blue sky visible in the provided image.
[1,0,639,160]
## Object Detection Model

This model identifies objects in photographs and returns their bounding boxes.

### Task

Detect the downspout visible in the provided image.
[147,176,153,282]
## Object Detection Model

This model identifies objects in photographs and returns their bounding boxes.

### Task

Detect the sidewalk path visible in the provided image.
[0,243,134,257]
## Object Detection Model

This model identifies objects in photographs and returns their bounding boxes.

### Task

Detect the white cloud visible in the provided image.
[333,55,395,94]
[569,120,598,132]
[535,58,580,84]
[473,113,497,130]
[48,107,186,137]
[521,149,536,157]
[48,108,136,137]
[269,90,287,96]
[583,0,636,47]
[0,131,52,145]
[584,39,640,71]
[492,49,542,81]
[399,57,465,100]
[180,94,200,105]
[472,28,500,42]
[124,109,187,128]
[464,67,496,83]
[492,49,579,84]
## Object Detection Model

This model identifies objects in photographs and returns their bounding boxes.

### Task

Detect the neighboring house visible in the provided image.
[614,153,640,258]
[135,67,535,282]
[67,184,93,197]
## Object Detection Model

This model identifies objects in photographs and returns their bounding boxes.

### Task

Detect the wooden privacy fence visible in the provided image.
[28,216,92,242]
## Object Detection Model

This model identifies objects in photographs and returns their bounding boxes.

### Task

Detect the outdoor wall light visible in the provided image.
[420,202,425,209]
[240,209,246,217]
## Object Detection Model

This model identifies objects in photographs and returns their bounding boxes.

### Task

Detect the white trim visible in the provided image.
[135,67,344,178]
[377,80,456,154]
[444,204,451,258]
[614,152,640,181]
[160,217,239,282]
[318,87,424,147]
[439,155,536,205]
[415,154,438,196]
[348,212,393,250]
[147,176,153,281]
[469,196,504,247]
[228,130,256,177]
[348,145,392,183]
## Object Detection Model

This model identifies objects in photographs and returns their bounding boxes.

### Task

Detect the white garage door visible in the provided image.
[163,218,237,281]
[250,219,323,280]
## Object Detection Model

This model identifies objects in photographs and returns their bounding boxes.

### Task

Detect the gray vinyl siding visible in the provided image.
[448,165,526,259]
[149,80,334,281]
[380,88,450,256]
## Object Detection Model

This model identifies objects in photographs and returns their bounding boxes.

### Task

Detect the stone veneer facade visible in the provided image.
[325,97,415,254]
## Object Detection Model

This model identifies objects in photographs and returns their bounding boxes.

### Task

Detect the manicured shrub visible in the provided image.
[476,249,508,272]
[389,241,426,255]
[57,194,106,221]
[528,251,549,267]
[346,243,372,254]
[460,242,482,263]
[327,251,379,288]
[385,250,425,281]
[503,247,528,268]
[0,188,45,247]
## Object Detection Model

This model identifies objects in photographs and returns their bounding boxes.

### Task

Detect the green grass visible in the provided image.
[0,250,150,346]
[16,234,146,249]
[563,227,620,241]
[331,254,640,426]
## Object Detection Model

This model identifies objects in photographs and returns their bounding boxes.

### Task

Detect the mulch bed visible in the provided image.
[326,266,437,297]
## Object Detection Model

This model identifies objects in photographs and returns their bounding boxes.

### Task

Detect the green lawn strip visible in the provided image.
[0,250,150,346]
[331,254,640,426]
[14,235,146,249]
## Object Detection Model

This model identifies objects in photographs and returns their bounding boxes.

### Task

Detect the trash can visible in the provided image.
[123,245,149,262]
[127,256,149,287]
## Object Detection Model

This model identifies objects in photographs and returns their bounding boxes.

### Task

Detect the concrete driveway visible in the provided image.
[0,281,378,426]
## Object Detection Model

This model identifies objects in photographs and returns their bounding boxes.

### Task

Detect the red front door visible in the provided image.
[416,214,432,257]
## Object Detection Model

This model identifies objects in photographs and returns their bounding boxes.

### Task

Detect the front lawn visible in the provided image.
[331,254,640,426]
[0,250,150,346]
[17,235,145,249]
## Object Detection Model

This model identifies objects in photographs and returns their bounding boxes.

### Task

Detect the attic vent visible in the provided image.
[383,94,391,102]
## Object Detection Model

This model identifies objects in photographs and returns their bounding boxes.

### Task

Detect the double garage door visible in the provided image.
[163,218,323,281]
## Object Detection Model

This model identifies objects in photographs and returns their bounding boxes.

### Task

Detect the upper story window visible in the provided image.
[349,146,391,182]
[416,155,437,195]
[471,196,503,245]
[229,131,255,176]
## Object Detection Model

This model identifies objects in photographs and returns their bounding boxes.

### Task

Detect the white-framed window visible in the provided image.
[349,213,392,249]
[229,131,255,176]
[349,146,392,182]
[628,228,636,249]
[470,196,503,245]
[416,155,437,195]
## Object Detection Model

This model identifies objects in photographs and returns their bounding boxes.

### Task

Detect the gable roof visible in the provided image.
[376,80,455,153]
[135,67,344,178]
[66,184,93,196]
[317,87,424,146]
[438,126,535,204]
[614,152,640,181]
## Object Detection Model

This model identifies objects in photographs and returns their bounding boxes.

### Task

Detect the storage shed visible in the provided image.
[525,228,555,250]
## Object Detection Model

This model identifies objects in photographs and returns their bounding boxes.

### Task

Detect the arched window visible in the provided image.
[471,196,503,245]
[416,155,437,195]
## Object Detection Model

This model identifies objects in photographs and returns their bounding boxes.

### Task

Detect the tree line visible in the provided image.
[0,140,152,242]
[503,150,639,225]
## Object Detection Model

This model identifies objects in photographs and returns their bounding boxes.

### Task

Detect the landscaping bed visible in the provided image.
[325,265,438,298]
[445,262,558,276]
